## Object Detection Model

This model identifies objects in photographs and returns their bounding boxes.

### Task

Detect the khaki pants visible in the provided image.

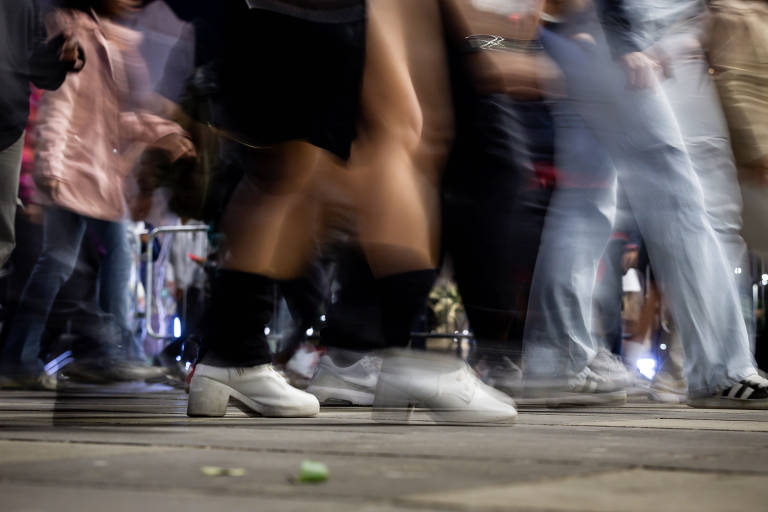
[0,132,24,266]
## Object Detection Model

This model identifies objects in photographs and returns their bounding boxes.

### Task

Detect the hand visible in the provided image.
[151,133,197,163]
[34,175,60,198]
[621,51,661,89]
[58,31,84,70]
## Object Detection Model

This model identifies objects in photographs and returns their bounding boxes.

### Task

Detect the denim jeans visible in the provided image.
[523,18,756,395]
[1,207,132,375]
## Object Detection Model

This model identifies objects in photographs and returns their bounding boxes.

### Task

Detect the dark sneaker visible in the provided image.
[62,359,166,384]
[688,374,768,409]
[0,371,57,391]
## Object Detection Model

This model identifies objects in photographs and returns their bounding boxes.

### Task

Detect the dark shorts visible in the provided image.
[207,4,367,160]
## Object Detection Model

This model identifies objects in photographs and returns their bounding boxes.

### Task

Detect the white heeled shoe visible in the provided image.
[187,363,320,417]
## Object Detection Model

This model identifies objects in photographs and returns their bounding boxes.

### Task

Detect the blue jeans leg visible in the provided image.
[1,208,86,374]
[87,218,144,360]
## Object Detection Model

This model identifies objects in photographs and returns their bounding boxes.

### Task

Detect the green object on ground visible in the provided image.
[200,466,246,477]
[299,460,329,483]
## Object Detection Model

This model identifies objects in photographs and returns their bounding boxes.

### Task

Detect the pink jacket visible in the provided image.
[35,9,183,221]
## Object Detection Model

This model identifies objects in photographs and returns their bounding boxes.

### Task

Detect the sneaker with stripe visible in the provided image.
[521,367,628,407]
[688,374,768,409]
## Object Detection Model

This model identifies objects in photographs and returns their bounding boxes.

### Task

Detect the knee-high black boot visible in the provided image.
[199,269,275,367]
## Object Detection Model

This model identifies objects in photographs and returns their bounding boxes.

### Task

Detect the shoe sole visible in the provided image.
[518,389,628,408]
[687,397,768,410]
[371,405,517,425]
[306,384,374,406]
[372,380,517,425]
[187,376,319,417]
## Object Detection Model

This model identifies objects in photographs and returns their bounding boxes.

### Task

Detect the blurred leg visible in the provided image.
[88,218,137,358]
[522,102,617,380]
[661,50,754,349]
[1,208,86,374]
[0,133,24,266]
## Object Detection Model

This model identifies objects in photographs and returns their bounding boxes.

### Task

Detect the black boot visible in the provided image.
[375,269,437,348]
[199,269,275,367]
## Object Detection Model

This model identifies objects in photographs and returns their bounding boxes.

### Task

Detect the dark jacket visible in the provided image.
[0,0,74,150]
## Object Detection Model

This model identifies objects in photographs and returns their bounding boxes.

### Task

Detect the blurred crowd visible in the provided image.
[2,0,768,422]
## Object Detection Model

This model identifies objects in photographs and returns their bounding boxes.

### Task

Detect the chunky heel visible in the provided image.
[187,376,232,417]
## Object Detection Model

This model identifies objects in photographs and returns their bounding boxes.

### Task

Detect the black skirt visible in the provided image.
[170,1,367,160]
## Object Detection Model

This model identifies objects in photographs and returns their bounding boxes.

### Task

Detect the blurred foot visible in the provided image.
[0,371,57,390]
[688,374,768,409]
[372,350,517,424]
[62,359,166,384]
[524,367,627,407]
[306,352,381,406]
[589,348,633,388]
[475,356,523,398]
[284,343,321,389]
[187,363,320,417]
[649,371,687,404]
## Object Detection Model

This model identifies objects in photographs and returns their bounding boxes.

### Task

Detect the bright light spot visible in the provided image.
[306,328,314,336]
[175,355,182,362]
[762,274,768,286]
[462,330,469,335]
[184,362,191,371]
[636,358,657,379]
[660,343,667,351]
[264,326,271,335]
[734,267,743,275]
[320,315,327,322]
[173,317,182,338]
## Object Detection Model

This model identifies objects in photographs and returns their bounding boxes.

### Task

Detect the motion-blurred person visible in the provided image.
[522,0,768,408]
[0,0,83,268]
[165,0,516,423]
[438,0,558,398]
[0,0,192,389]
[307,0,518,423]
[707,0,768,371]
[162,0,363,419]
[624,0,755,402]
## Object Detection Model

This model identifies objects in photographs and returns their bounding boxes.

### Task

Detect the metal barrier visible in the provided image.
[144,224,210,339]
[128,228,144,319]
[140,224,476,344]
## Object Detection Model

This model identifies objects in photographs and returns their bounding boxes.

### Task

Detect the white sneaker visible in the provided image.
[588,348,633,389]
[372,350,517,424]
[306,354,381,406]
[187,363,320,417]
[649,371,687,404]
[524,367,627,407]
